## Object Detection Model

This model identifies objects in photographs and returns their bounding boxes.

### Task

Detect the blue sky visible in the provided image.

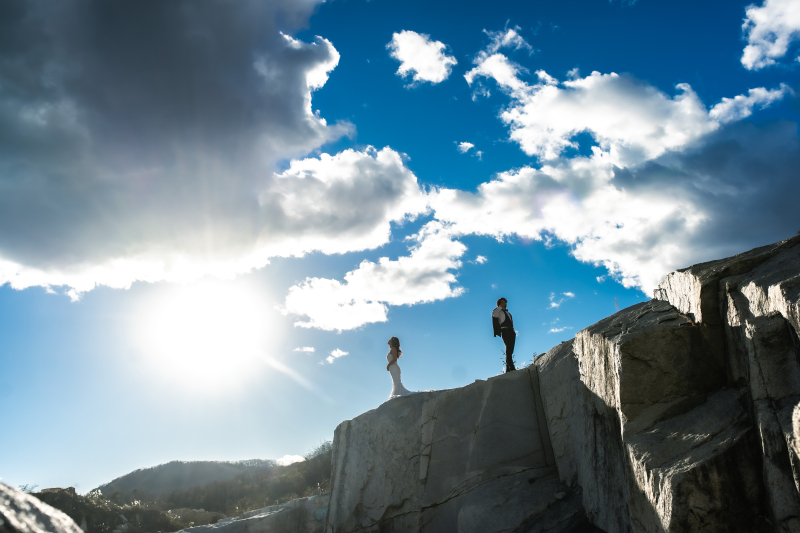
[1,0,799,492]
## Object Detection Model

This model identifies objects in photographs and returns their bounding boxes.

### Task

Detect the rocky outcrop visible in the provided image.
[322,235,800,533]
[0,484,83,533]
[540,312,763,533]
[325,367,600,533]
[174,236,800,533]
[179,495,329,533]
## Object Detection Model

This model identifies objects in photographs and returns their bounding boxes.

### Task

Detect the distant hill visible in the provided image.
[34,442,331,530]
[94,459,275,498]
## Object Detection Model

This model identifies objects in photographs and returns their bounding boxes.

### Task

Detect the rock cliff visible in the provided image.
[168,236,800,533]
[325,235,800,533]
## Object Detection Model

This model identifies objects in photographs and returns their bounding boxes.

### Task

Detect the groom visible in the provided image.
[492,297,516,372]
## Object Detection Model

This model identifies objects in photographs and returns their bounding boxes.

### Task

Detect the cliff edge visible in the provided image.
[165,236,800,533]
[325,235,800,533]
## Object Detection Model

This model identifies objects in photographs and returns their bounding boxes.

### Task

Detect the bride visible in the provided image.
[387,336,415,399]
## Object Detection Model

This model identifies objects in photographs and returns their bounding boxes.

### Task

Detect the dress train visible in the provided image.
[388,363,415,399]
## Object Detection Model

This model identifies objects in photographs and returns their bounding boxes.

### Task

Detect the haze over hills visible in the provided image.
[27,444,334,533]
[94,459,276,497]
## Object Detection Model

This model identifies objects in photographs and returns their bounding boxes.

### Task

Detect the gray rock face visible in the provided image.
[178,495,329,533]
[325,368,600,533]
[189,236,800,533]
[0,484,83,533]
[561,297,766,533]
[533,235,800,533]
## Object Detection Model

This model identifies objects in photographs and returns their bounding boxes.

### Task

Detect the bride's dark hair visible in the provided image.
[389,336,402,357]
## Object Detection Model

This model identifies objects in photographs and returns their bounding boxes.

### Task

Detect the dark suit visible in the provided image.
[492,307,516,371]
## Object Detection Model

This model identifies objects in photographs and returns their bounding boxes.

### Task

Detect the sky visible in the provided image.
[1,0,799,492]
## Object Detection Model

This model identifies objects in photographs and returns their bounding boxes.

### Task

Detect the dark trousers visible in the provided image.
[501,329,516,369]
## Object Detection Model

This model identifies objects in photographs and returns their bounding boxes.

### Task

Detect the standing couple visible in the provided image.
[385,297,518,400]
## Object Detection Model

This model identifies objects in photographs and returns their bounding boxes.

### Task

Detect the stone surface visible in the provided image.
[326,368,569,533]
[719,238,800,532]
[531,238,800,532]
[0,484,84,533]
[545,297,745,533]
[535,341,580,488]
[179,495,329,533]
[176,236,800,533]
[654,235,800,326]
[623,388,763,532]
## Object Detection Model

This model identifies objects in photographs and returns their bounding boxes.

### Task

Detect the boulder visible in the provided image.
[0,484,84,533]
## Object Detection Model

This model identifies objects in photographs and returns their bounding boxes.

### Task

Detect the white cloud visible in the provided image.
[483,27,533,55]
[450,41,798,295]
[457,142,475,153]
[431,119,800,293]
[709,84,793,122]
[457,142,483,159]
[464,27,533,94]
[474,255,488,264]
[323,349,349,365]
[465,53,528,92]
[548,292,575,308]
[4,10,799,327]
[466,51,792,167]
[387,30,457,85]
[276,455,305,466]
[0,1,371,299]
[293,347,315,353]
[536,70,558,86]
[471,86,491,101]
[741,0,800,70]
[431,157,693,292]
[281,222,466,331]
[470,69,718,165]
[3,145,432,300]
[261,147,429,257]
[548,326,573,333]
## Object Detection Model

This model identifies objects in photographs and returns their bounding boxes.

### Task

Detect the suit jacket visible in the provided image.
[492,307,513,337]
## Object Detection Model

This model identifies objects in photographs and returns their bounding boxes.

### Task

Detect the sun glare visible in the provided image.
[137,281,272,388]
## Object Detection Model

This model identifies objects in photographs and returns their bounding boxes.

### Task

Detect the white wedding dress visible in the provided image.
[388,352,415,400]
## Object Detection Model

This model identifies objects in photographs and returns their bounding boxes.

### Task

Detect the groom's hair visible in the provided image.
[497,297,507,306]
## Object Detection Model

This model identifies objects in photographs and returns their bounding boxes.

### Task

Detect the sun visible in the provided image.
[136,281,272,387]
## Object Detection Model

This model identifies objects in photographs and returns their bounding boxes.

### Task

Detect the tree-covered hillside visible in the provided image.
[140,442,333,515]
[35,442,333,533]
[94,459,274,497]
